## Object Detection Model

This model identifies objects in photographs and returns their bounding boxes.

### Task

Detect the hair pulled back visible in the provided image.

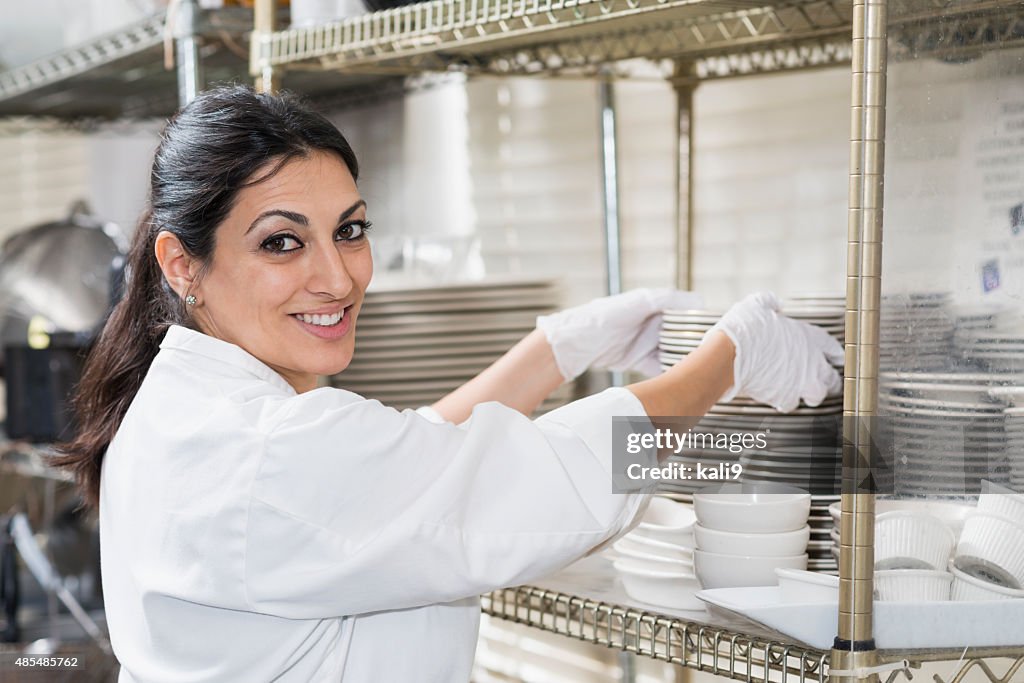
[55,85,359,508]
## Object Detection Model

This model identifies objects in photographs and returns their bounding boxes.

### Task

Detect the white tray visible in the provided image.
[696,586,1024,650]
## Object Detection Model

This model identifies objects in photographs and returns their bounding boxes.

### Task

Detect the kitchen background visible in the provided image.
[1,1,1023,681]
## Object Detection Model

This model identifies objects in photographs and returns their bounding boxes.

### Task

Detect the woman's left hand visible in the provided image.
[537,288,704,381]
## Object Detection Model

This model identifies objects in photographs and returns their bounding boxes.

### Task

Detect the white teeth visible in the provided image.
[297,311,343,327]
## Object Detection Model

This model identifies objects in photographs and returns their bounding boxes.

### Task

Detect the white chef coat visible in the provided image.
[100,324,652,682]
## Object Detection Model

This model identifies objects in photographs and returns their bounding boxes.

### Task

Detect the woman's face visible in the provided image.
[192,151,372,393]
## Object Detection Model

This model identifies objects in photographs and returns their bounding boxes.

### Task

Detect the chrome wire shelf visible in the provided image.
[481,585,830,683]
[3,0,1019,118]
[258,0,855,75]
[255,0,1022,79]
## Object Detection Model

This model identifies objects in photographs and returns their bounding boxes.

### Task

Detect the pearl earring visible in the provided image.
[185,295,197,306]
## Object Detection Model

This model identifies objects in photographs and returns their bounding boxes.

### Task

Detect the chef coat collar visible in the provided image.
[160,324,298,396]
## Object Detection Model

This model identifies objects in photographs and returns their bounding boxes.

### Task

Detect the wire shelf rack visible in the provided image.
[2,0,1018,117]
[257,0,855,75]
[481,585,831,683]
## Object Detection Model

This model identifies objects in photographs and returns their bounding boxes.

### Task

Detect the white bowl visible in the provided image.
[694,524,810,557]
[614,533,693,562]
[829,499,973,539]
[874,569,952,602]
[954,513,1024,589]
[875,511,955,570]
[634,497,697,546]
[775,568,839,603]
[693,486,810,533]
[613,540,694,574]
[613,558,704,610]
[949,561,1024,601]
[693,549,807,589]
[977,493,1024,526]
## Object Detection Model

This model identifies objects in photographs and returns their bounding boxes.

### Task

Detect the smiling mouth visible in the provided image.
[291,310,345,327]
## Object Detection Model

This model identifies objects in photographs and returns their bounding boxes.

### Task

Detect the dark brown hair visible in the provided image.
[54,85,359,508]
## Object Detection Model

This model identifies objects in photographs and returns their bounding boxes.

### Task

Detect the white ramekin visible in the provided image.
[949,562,1024,601]
[874,569,952,602]
[954,512,1024,589]
[977,493,1024,526]
[875,511,956,571]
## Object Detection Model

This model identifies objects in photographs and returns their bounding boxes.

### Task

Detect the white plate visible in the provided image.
[695,586,1024,650]
[709,404,842,417]
[661,322,714,332]
[659,339,702,349]
[659,330,707,340]
[366,278,556,295]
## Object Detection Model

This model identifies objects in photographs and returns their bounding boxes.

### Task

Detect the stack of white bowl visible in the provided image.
[691,485,811,589]
[951,492,1024,600]
[611,497,702,610]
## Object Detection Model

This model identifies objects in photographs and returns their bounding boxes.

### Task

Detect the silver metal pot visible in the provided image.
[0,201,127,366]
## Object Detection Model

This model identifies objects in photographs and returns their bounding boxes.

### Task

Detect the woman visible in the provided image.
[57,85,842,682]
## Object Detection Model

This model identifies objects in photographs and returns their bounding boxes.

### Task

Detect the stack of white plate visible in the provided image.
[879,370,1015,496]
[954,328,1024,372]
[783,293,846,347]
[658,300,845,574]
[333,279,572,412]
[659,296,844,369]
[880,292,954,370]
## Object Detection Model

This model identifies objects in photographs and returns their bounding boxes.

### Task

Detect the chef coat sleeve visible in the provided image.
[243,386,656,619]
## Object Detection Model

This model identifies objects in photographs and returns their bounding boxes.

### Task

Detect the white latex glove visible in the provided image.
[706,291,844,413]
[537,288,704,381]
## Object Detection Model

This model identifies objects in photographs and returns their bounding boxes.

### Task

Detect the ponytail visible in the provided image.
[53,211,189,508]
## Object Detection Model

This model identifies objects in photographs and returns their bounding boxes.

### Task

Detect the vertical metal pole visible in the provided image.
[599,77,623,297]
[174,0,203,106]
[833,0,887,680]
[253,0,280,93]
[599,77,626,389]
[672,62,698,291]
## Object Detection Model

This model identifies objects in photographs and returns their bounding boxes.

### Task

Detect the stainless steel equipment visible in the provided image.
[0,201,127,368]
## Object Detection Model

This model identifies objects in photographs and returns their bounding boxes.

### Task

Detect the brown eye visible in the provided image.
[337,220,371,242]
[261,234,302,253]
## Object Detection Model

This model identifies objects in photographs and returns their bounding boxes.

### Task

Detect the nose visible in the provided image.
[306,239,354,299]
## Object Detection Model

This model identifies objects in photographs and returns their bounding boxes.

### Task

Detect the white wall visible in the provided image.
[691,68,852,307]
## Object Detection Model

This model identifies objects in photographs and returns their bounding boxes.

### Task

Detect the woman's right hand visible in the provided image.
[706,291,844,412]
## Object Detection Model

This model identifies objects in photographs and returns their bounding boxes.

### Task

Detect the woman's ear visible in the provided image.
[154,231,198,299]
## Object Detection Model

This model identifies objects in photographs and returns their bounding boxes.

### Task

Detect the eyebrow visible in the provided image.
[245,200,367,235]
